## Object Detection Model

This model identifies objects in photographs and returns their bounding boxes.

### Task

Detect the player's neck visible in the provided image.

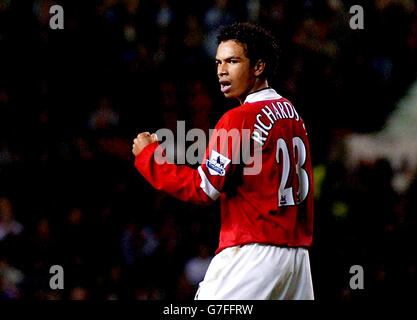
[238,79,269,105]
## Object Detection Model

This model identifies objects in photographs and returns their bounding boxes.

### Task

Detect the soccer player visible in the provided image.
[132,22,314,300]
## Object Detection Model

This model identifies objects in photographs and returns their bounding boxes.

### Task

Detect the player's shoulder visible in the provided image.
[245,94,302,122]
[243,88,295,112]
[217,104,248,128]
[221,91,289,118]
[217,88,300,129]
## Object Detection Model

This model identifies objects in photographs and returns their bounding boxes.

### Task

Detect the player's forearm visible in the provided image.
[134,143,213,205]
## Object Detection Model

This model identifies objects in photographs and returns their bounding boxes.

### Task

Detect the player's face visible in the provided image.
[216,40,257,104]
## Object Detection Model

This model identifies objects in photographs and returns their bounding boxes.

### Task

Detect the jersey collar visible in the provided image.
[244,87,282,104]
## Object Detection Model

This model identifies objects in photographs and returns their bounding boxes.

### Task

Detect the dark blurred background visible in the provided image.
[1,0,417,300]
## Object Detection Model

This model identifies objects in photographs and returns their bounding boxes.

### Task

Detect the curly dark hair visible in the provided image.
[217,22,280,80]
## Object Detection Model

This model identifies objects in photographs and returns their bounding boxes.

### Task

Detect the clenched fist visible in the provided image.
[132,132,158,156]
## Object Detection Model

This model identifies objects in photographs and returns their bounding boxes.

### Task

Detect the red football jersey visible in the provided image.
[135,88,314,254]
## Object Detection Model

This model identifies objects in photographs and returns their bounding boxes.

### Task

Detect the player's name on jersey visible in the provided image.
[251,100,300,146]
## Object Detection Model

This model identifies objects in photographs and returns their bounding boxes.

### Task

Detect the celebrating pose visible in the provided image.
[133,22,314,300]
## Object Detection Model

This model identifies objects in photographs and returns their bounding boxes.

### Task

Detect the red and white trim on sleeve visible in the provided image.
[197,166,221,200]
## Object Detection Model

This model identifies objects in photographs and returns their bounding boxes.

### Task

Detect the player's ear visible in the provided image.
[254,59,266,77]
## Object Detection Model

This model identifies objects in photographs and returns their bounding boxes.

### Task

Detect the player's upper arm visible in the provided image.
[197,110,246,199]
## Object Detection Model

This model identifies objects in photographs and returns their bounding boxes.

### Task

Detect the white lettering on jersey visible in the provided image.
[251,101,300,146]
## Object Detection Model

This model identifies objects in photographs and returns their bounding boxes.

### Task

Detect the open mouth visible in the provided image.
[220,81,231,93]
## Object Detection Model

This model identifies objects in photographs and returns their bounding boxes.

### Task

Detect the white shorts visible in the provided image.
[194,243,314,300]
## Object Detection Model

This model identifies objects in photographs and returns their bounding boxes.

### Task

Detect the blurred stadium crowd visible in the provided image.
[1,0,417,300]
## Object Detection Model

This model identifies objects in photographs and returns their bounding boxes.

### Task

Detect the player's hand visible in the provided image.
[132,132,158,156]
